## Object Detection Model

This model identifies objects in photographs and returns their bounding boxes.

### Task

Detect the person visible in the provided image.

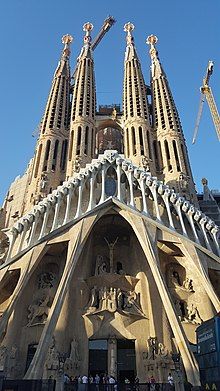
[82,375,88,384]
[89,375,94,384]
[95,374,100,384]
[149,376,156,391]
[168,373,174,388]
[64,373,70,384]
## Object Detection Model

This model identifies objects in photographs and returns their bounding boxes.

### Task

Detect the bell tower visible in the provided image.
[147,35,197,202]
[26,34,73,209]
[66,22,96,177]
[123,23,155,172]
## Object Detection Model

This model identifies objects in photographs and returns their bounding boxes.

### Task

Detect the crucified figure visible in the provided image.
[104,237,118,273]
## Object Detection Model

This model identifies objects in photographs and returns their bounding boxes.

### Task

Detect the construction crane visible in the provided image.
[91,16,116,51]
[72,16,116,82]
[192,60,220,144]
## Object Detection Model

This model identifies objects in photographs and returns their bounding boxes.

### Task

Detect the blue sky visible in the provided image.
[0,0,220,204]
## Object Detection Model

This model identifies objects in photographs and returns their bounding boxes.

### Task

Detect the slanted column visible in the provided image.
[119,212,200,387]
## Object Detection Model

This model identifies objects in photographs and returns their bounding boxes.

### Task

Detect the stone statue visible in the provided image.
[183,277,194,292]
[186,303,202,324]
[179,172,188,191]
[104,237,118,273]
[95,254,104,275]
[40,173,48,191]
[141,156,150,172]
[0,232,9,263]
[73,155,81,173]
[69,337,80,365]
[38,272,55,289]
[0,346,7,371]
[27,294,50,326]
[45,337,60,371]
[98,261,107,275]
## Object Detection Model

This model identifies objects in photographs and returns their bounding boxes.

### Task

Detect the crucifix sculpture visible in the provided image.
[104,237,118,273]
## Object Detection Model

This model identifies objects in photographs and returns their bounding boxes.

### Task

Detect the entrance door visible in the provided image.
[89,339,108,377]
[117,340,136,382]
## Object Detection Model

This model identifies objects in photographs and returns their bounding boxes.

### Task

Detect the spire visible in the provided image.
[146,34,182,133]
[122,23,154,171]
[66,23,96,177]
[123,22,150,121]
[25,35,73,211]
[147,35,197,203]
[40,34,73,135]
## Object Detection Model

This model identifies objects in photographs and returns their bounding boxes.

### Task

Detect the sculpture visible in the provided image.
[27,294,50,326]
[186,303,202,324]
[38,272,55,289]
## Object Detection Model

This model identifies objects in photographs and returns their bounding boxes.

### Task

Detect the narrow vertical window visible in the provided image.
[77,126,82,154]
[139,127,144,155]
[131,127,136,155]
[34,144,42,178]
[181,144,189,175]
[173,140,181,172]
[127,128,130,157]
[68,130,74,161]
[52,140,59,170]
[147,130,152,159]
[61,140,68,170]
[153,140,159,171]
[84,126,89,155]
[164,140,172,172]
[43,140,51,171]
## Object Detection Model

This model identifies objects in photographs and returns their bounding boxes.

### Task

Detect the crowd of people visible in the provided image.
[63,373,175,390]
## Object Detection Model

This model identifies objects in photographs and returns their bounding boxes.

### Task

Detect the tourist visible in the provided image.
[82,375,88,384]
[64,373,70,384]
[95,374,100,384]
[168,373,174,388]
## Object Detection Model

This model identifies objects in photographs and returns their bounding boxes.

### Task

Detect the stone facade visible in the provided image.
[0,21,220,391]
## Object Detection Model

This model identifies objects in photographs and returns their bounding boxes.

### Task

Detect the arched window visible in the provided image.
[147,130,152,159]
[139,127,144,155]
[164,140,172,172]
[173,140,181,172]
[52,139,59,170]
[43,140,51,171]
[61,140,68,170]
[181,144,189,175]
[77,126,82,154]
[84,126,89,155]
[131,127,136,155]
[153,140,160,171]
[68,130,74,161]
[34,143,42,178]
[126,128,130,157]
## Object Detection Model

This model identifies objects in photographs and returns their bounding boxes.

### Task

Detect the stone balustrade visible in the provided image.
[4,151,220,261]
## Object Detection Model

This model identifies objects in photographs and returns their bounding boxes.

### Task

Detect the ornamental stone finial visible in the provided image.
[83,22,93,45]
[61,34,73,59]
[146,35,158,59]
[146,34,158,47]
[62,34,73,45]
[124,22,135,45]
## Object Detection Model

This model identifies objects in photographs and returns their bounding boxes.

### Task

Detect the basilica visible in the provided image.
[0,19,220,390]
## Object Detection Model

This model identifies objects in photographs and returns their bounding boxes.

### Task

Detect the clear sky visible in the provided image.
[0,0,220,204]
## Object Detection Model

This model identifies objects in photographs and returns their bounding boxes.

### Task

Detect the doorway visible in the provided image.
[89,339,108,377]
[117,340,136,382]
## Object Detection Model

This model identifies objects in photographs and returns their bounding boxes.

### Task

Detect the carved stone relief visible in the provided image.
[0,232,9,264]
[167,264,202,325]
[142,337,174,377]
[26,271,56,327]
[64,337,81,373]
